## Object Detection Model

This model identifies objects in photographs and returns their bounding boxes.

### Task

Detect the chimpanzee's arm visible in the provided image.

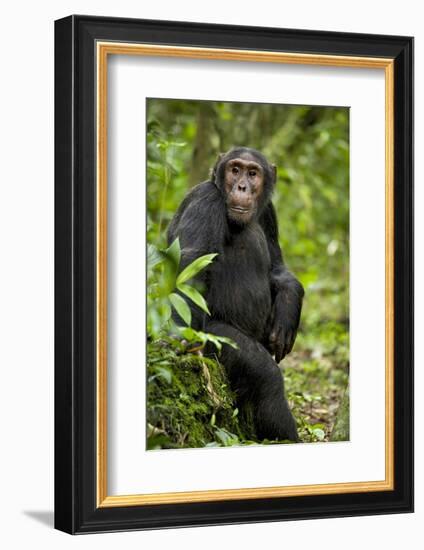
[259,203,304,362]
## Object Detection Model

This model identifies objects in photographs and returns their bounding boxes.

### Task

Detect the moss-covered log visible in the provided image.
[147,341,256,449]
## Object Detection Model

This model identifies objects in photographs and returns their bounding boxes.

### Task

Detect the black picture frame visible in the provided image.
[55,15,414,534]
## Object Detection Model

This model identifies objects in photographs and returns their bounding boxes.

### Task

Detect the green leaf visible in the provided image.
[151,366,172,384]
[147,244,162,271]
[160,301,172,324]
[177,326,203,343]
[146,433,171,450]
[176,253,218,285]
[216,336,239,349]
[214,428,231,445]
[214,427,238,447]
[176,326,238,351]
[169,141,187,148]
[169,293,191,326]
[177,283,211,315]
[311,423,326,430]
[204,334,223,352]
[156,140,169,150]
[163,238,181,267]
[312,428,326,441]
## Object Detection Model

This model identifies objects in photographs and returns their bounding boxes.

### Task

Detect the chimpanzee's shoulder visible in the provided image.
[189,180,221,200]
[180,181,222,215]
[167,181,224,245]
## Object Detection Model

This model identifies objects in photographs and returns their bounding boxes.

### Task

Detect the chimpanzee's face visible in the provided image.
[224,153,265,225]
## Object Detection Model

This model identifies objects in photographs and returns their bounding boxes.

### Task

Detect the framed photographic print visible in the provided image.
[54,15,414,534]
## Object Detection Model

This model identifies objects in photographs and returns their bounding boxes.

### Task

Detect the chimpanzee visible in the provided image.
[167,147,304,442]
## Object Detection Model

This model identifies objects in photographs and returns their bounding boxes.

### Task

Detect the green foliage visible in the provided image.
[147,237,216,338]
[284,319,349,442]
[146,98,350,446]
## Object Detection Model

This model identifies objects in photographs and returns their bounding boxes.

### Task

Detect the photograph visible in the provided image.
[146,98,350,450]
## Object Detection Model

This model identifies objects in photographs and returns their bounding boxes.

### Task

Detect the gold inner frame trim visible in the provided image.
[96,41,395,508]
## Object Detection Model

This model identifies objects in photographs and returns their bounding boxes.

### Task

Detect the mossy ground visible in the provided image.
[284,320,350,443]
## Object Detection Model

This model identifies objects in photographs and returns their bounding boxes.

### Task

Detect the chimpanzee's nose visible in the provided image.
[238,183,247,192]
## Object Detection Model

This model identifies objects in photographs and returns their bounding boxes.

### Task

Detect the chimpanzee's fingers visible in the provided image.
[275,343,284,363]
[283,330,297,358]
[275,329,285,363]
[269,322,281,355]
[282,331,291,358]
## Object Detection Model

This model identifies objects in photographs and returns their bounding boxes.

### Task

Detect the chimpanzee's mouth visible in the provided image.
[230,206,251,213]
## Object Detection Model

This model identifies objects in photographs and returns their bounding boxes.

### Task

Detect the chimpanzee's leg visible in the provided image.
[206,321,298,442]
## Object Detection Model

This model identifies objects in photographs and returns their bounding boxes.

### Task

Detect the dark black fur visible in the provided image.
[167,147,304,441]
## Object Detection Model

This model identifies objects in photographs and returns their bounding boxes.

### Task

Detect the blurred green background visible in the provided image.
[146,99,350,445]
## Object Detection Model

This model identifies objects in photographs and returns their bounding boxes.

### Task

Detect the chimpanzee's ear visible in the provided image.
[211,152,225,183]
[271,164,277,184]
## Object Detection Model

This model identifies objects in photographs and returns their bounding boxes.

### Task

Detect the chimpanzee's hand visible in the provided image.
[268,293,298,363]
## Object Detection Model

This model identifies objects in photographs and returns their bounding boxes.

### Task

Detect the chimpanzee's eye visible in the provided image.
[232,166,239,175]
[249,170,257,177]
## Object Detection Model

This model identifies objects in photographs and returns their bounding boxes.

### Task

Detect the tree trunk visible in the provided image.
[189,103,217,186]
